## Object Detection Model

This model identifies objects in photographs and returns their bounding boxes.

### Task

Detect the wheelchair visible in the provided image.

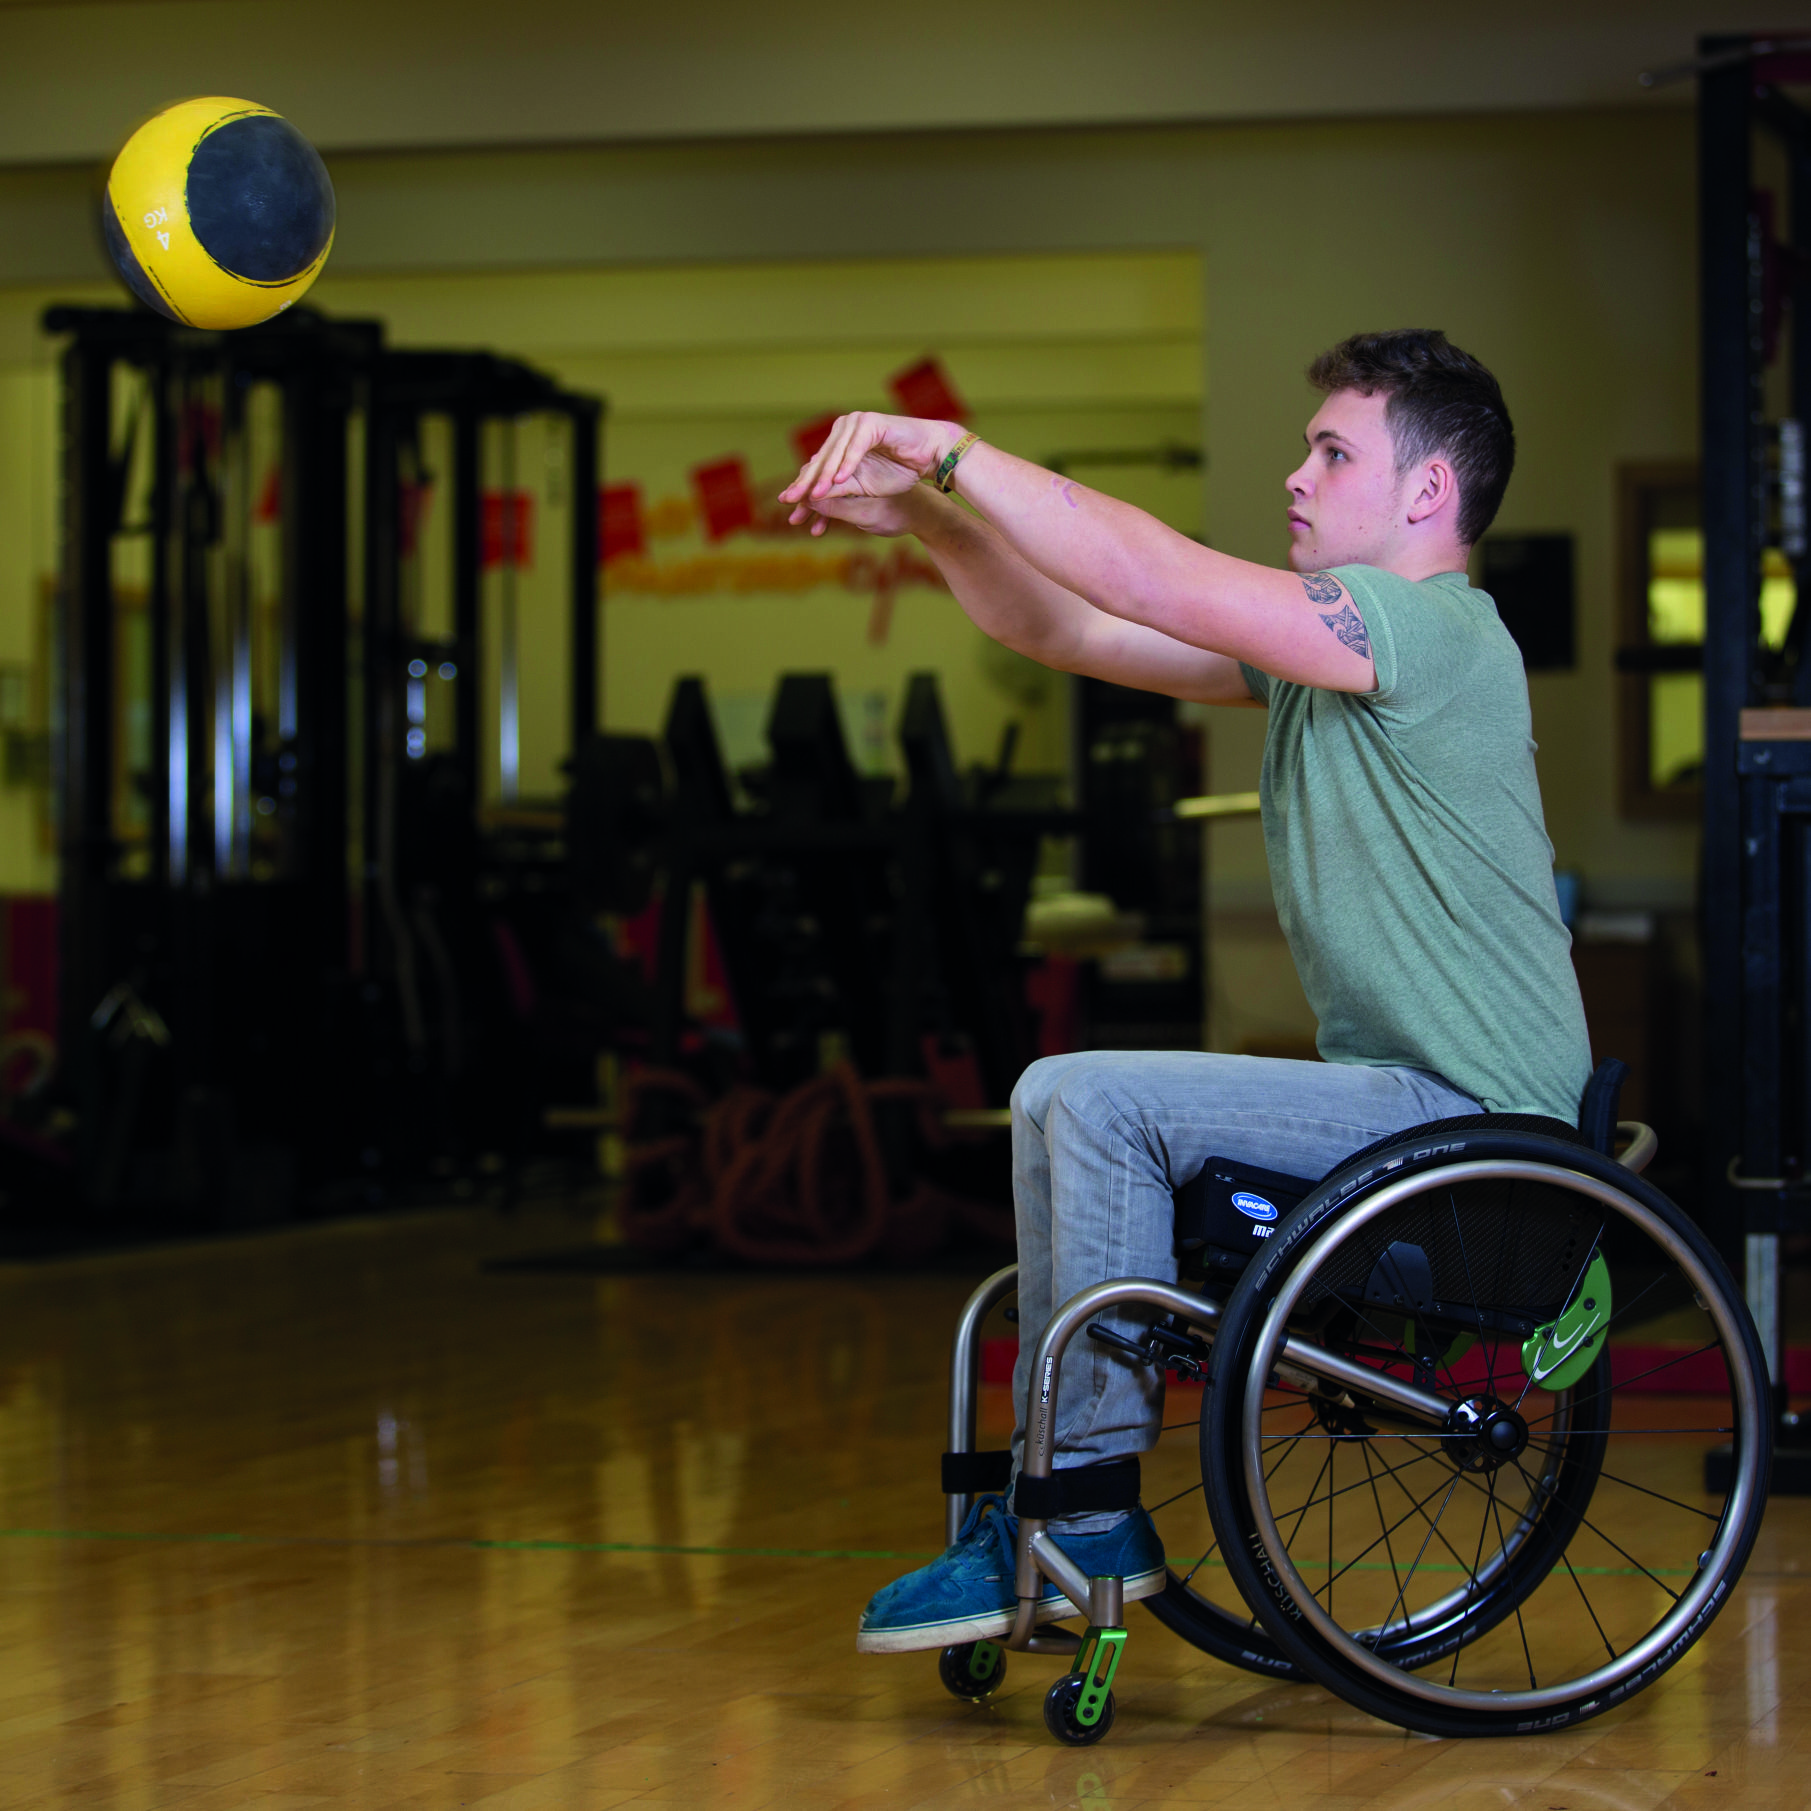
[934,1061,1772,1745]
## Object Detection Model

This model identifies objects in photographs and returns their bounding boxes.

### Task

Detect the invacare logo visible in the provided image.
[1232,1191,1279,1224]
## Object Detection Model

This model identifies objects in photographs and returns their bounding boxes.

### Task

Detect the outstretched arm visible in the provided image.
[884,485,1257,704]
[782,414,1375,693]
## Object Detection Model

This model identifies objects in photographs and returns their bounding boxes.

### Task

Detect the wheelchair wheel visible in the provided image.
[1203,1128,1771,1737]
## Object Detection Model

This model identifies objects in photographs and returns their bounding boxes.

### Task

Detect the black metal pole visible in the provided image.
[1701,38,1759,1225]
[451,402,482,813]
[55,340,116,1066]
[569,397,601,747]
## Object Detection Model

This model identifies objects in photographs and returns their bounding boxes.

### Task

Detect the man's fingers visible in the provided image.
[807,422,853,497]
[781,415,852,501]
[818,414,874,494]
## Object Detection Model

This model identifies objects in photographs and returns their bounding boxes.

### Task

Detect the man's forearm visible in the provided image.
[938,437,1238,650]
[902,485,1254,704]
[901,485,1094,667]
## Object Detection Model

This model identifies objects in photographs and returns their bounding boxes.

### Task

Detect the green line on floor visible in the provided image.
[0,1527,1716,1576]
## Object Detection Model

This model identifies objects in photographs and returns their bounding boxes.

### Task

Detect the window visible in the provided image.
[1615,463,1799,820]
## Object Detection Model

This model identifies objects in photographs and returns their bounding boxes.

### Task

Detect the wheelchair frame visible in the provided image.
[935,1115,1769,1744]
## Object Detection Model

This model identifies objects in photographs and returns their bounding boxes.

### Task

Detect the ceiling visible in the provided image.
[0,0,1798,167]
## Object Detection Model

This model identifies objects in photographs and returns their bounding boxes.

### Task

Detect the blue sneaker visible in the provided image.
[855,1494,1167,1653]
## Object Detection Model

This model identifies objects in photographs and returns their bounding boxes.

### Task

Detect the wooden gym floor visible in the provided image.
[2,1204,1808,1810]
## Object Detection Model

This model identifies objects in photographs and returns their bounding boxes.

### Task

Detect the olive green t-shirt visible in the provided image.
[1238,564,1590,1121]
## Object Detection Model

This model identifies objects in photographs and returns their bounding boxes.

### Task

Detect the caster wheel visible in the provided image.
[938,1641,1006,1700]
[1044,1673,1115,1745]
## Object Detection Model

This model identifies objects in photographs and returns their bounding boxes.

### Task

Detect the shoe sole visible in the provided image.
[854,1563,1168,1654]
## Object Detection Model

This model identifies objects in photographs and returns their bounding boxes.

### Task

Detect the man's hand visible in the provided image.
[780,411,961,537]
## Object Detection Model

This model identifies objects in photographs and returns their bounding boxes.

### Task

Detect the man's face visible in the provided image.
[1282,388,1409,572]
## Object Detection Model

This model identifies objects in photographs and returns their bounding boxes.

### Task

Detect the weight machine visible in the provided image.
[1697,37,1811,1489]
[35,304,606,1229]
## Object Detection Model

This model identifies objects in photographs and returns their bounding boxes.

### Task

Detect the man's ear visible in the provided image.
[1404,457,1458,527]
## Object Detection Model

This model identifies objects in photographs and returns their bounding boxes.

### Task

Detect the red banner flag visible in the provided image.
[599,483,645,562]
[691,457,756,542]
[254,464,283,525]
[790,412,840,464]
[481,491,534,570]
[888,356,966,423]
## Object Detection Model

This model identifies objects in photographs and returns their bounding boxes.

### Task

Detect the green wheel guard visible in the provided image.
[1522,1252,1612,1391]
[1071,1625,1127,1727]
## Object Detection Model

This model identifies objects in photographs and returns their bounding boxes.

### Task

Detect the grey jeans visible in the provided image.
[1008,1050,1480,1525]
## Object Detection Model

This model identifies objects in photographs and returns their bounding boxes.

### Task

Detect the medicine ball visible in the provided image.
[103,97,335,330]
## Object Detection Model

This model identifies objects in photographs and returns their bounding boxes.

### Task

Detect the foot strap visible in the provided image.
[1013,1457,1141,1520]
[941,1450,1013,1495]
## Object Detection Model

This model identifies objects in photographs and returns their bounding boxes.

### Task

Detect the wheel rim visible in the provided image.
[1237,1158,1768,1714]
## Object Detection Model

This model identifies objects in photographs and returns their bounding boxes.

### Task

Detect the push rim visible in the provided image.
[1236,1156,1768,1715]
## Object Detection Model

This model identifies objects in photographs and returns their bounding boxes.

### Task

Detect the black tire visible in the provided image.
[1140,1571,1308,1679]
[937,1641,1006,1700]
[1043,1673,1115,1745]
[1203,1128,1771,1737]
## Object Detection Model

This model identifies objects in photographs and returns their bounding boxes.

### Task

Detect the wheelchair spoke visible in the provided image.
[1596,1269,1674,1338]
[1281,1446,1336,1550]
[1520,1419,1734,1438]
[1314,1458,1476,1597]
[1510,1457,1683,1602]
[1375,1448,1507,1581]
[1487,1468,1539,1690]
[1146,1478,1206,1515]
[1593,1342,1720,1397]
[1445,1186,1501,1399]
[1177,1538,1220,1590]
[1369,1468,1464,1653]
[1269,1434,1450,1525]
[1360,1442,1406,1617]
[1592,1467,1721,1521]
[1446,1454,1507,1687]
[1561,1545,1619,1662]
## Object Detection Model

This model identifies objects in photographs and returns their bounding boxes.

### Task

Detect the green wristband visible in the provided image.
[933,431,980,494]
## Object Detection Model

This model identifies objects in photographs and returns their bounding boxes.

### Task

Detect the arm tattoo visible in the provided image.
[1318,601,1372,660]
[1302,571,1344,606]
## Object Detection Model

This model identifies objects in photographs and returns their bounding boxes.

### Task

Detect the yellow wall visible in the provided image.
[0,107,1700,928]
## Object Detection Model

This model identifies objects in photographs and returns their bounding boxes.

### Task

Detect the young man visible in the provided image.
[780,328,1592,1655]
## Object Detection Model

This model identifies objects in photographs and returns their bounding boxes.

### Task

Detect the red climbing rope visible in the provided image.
[620,1061,1013,1265]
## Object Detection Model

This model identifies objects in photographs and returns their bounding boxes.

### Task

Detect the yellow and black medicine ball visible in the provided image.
[103,97,335,330]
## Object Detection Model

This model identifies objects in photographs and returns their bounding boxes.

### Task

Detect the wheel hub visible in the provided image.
[1444,1396,1529,1471]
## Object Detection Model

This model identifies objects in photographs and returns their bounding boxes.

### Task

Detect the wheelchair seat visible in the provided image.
[1173,1059,1627,1285]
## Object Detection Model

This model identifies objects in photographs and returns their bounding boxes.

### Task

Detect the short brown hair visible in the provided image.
[1307,329,1514,546]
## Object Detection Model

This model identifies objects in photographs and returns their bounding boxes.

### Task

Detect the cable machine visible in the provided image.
[42,305,602,1228]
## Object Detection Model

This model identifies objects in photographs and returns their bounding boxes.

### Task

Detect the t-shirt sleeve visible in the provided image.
[1238,661,1272,703]
[1332,564,1471,720]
